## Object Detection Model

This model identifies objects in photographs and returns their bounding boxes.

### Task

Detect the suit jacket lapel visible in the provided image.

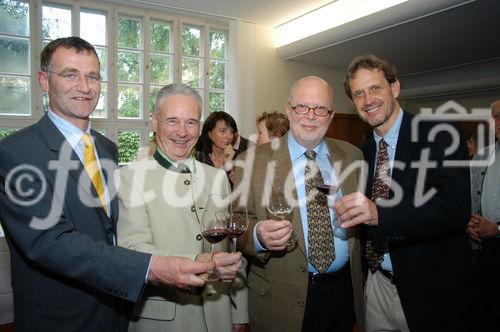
[391,111,414,190]
[92,132,118,226]
[37,115,114,233]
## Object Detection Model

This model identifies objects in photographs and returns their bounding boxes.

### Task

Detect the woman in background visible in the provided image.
[256,111,289,145]
[195,112,238,184]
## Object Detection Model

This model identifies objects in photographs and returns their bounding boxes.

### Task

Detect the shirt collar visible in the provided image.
[156,148,195,173]
[47,109,91,147]
[287,132,330,161]
[373,108,403,149]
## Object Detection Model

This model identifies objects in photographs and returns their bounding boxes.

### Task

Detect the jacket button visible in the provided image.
[477,191,481,195]
[300,266,307,272]
[196,234,203,241]
[298,300,305,306]
[184,179,191,185]
[191,205,196,212]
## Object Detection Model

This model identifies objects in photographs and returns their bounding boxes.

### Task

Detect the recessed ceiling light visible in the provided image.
[274,0,409,47]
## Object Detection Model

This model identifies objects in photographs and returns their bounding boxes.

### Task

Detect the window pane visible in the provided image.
[0,128,18,140]
[182,57,201,88]
[95,47,107,81]
[118,130,140,163]
[209,60,226,89]
[92,82,107,118]
[118,85,141,118]
[150,54,170,85]
[149,86,160,118]
[0,36,29,74]
[209,92,225,113]
[118,17,141,49]
[182,26,200,56]
[210,31,226,60]
[0,0,29,36]
[80,9,106,46]
[0,76,30,115]
[118,51,141,83]
[150,20,170,53]
[42,5,71,40]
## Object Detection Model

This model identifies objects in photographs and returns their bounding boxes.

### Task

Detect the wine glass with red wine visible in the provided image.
[199,194,230,281]
[316,178,341,226]
[225,209,249,270]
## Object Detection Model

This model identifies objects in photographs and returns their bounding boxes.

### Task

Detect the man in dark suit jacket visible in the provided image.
[0,37,213,331]
[335,54,473,332]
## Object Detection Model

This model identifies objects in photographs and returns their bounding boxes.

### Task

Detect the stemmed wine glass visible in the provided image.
[199,194,230,281]
[267,185,296,250]
[316,177,347,239]
[316,178,341,226]
[225,209,249,270]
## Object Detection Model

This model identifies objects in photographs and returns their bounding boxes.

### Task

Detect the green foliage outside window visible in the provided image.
[118,130,140,163]
[0,128,18,140]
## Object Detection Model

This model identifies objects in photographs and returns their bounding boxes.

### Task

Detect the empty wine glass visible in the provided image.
[267,185,296,250]
[199,194,230,281]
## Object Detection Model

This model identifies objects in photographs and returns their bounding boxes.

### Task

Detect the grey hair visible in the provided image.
[154,83,202,117]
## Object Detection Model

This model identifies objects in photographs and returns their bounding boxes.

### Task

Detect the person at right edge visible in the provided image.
[335,54,473,332]
[467,99,500,331]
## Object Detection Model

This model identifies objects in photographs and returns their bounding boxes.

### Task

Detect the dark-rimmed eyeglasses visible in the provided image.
[288,103,333,117]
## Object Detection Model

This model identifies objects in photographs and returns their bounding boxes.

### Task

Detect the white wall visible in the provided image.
[231,21,354,138]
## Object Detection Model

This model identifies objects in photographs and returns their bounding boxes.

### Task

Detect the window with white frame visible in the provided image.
[0,0,230,163]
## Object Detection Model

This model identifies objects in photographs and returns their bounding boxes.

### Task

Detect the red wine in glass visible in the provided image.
[316,182,339,196]
[202,228,227,243]
[224,224,246,238]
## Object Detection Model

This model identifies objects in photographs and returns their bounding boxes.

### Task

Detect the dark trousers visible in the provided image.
[301,264,355,332]
[474,238,500,331]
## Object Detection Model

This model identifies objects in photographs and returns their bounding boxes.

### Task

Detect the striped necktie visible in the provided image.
[82,133,108,213]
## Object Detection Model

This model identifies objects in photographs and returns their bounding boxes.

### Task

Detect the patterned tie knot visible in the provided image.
[304,149,316,161]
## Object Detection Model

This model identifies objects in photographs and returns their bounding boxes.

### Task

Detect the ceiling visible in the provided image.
[123,0,500,97]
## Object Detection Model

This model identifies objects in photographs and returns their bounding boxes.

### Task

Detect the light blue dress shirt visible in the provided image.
[372,108,404,272]
[47,110,111,218]
[254,133,349,273]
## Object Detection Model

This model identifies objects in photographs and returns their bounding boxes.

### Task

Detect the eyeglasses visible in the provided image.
[288,103,333,117]
[48,70,101,84]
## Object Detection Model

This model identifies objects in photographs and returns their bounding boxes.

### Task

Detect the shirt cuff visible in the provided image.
[145,255,153,283]
[253,221,267,252]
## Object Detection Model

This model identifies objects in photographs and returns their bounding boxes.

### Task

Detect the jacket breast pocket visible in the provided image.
[247,268,268,296]
[134,298,176,321]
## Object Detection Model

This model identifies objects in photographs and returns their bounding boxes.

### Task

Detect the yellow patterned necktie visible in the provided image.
[82,133,108,213]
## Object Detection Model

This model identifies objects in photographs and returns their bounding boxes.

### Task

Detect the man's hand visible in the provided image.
[197,252,242,283]
[466,216,481,242]
[256,219,293,251]
[334,192,379,228]
[468,214,499,239]
[148,256,214,288]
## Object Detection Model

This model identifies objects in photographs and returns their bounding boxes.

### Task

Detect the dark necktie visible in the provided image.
[365,139,390,273]
[304,149,335,273]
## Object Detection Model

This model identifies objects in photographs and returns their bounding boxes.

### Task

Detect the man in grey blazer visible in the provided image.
[467,99,500,330]
[116,83,248,332]
[232,76,365,332]
[0,37,214,331]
